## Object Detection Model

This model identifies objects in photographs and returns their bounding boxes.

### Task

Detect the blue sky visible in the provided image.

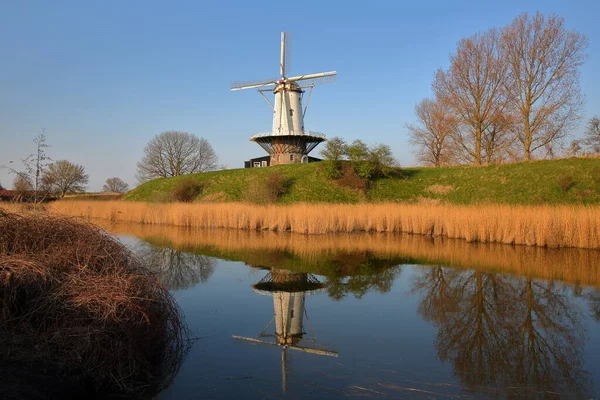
[1,0,599,190]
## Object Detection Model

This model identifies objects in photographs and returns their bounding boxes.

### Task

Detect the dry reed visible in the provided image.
[5,200,599,249]
[0,210,189,398]
[104,223,600,288]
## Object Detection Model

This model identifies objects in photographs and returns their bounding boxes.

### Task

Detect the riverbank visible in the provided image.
[4,201,599,249]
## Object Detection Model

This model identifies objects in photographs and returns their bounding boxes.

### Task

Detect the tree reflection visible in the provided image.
[508,279,586,393]
[136,242,216,290]
[585,292,600,322]
[325,267,401,300]
[413,267,589,396]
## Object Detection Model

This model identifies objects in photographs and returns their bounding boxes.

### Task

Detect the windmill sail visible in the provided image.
[230,32,336,166]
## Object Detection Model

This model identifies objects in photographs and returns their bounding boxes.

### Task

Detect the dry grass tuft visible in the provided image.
[3,200,600,249]
[426,184,454,195]
[0,210,189,398]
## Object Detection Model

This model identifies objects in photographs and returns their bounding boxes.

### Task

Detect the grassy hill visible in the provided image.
[125,157,600,205]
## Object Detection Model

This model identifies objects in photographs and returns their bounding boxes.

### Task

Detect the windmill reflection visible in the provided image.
[233,268,338,392]
[413,267,590,396]
[135,242,216,290]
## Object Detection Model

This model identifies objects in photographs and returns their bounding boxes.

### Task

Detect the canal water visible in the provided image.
[110,224,600,399]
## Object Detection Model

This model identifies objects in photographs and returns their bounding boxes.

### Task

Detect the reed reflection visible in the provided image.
[413,267,591,396]
[135,242,216,290]
[105,223,600,289]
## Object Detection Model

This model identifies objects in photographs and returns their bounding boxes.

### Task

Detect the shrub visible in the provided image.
[323,160,343,179]
[335,162,369,192]
[245,171,290,204]
[557,175,575,192]
[591,167,600,193]
[0,211,189,398]
[172,179,204,202]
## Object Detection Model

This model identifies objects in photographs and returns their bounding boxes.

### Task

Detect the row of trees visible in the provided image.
[2,130,220,199]
[408,12,590,167]
[320,137,397,179]
[1,132,131,200]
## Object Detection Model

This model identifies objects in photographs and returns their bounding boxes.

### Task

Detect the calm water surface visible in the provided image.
[112,225,600,399]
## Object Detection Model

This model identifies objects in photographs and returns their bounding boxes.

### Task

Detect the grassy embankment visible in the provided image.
[126,157,600,204]
[3,158,600,249]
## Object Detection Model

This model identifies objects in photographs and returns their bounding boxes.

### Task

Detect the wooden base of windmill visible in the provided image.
[251,134,326,166]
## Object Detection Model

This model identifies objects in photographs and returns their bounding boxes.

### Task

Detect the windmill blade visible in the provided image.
[231,78,278,91]
[287,71,337,86]
[283,32,292,77]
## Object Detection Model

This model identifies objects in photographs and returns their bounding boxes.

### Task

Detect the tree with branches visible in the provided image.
[582,116,600,154]
[136,131,218,183]
[0,131,52,202]
[42,160,89,198]
[501,12,588,161]
[103,177,129,193]
[320,137,348,161]
[407,98,457,167]
[433,29,509,166]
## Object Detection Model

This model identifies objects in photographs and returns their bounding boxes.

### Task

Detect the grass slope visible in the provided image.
[126,157,600,205]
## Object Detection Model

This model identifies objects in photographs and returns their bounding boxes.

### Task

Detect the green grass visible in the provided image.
[125,157,600,205]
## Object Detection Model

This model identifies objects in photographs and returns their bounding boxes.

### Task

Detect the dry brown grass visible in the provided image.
[101,224,600,288]
[426,184,454,194]
[3,200,600,249]
[0,210,189,398]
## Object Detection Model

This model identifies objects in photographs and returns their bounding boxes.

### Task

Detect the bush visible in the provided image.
[172,178,204,202]
[323,160,343,179]
[557,175,575,192]
[0,211,189,398]
[336,163,369,192]
[245,171,290,204]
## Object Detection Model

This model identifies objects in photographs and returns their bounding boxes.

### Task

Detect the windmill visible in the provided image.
[233,269,338,393]
[231,32,337,166]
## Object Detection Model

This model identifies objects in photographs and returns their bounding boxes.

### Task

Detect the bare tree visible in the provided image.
[136,131,218,182]
[0,131,52,203]
[407,98,457,167]
[103,177,129,193]
[42,160,89,198]
[12,174,33,201]
[582,116,600,154]
[501,12,588,161]
[433,29,509,166]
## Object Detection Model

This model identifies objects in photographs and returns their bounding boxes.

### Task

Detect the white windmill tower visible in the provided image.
[231,32,337,166]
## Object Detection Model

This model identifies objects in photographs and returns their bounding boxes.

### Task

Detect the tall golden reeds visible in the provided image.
[3,200,600,249]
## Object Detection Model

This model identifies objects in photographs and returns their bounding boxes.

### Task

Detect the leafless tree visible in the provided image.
[12,174,33,200]
[434,29,510,166]
[582,116,600,154]
[136,131,218,183]
[501,12,588,161]
[103,177,129,193]
[42,160,89,198]
[407,98,457,167]
[0,131,52,203]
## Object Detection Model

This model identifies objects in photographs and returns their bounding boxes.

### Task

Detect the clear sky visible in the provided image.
[1,0,599,191]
